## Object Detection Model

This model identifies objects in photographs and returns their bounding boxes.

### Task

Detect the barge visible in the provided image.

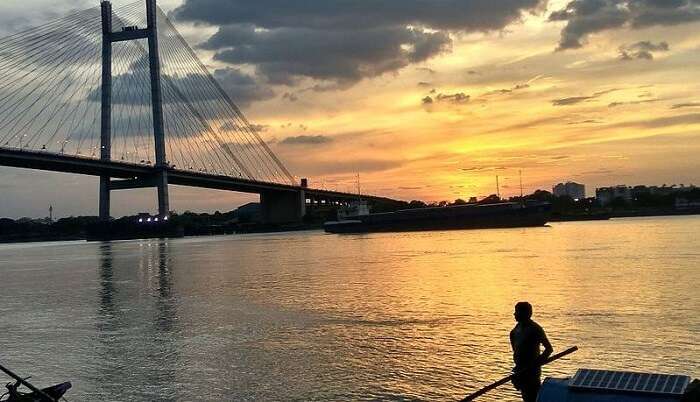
[324,201,551,234]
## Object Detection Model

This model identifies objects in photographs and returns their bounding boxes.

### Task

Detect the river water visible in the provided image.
[0,216,698,401]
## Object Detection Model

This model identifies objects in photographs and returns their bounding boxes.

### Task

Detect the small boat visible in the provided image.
[1,382,71,402]
[0,363,71,402]
[324,201,551,234]
[538,368,699,402]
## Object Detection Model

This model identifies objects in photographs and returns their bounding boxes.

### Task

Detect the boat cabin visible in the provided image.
[538,369,698,402]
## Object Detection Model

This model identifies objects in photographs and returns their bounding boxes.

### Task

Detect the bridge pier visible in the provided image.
[98,0,169,220]
[260,190,306,224]
[99,1,112,221]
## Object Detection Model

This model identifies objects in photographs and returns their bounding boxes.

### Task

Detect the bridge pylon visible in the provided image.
[99,0,169,221]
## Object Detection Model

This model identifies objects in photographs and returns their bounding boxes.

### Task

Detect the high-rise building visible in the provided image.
[552,182,586,200]
[595,185,631,206]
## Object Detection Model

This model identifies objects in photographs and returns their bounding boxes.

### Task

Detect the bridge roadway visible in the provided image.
[0,147,400,222]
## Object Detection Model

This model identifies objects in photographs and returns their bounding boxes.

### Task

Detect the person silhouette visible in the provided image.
[510,301,553,402]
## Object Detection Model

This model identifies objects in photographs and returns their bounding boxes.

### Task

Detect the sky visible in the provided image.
[1,0,700,218]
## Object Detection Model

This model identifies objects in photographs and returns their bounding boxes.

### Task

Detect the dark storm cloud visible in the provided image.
[174,0,546,31]
[174,0,545,85]
[211,67,275,106]
[279,135,334,145]
[618,40,669,60]
[203,25,452,84]
[550,0,700,50]
[87,66,272,107]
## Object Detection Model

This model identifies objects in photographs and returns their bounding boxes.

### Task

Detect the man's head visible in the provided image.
[514,301,533,322]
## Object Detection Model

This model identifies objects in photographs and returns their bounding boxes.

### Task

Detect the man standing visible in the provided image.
[510,302,553,402]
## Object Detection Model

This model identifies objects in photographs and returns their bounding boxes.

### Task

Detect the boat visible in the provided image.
[0,363,71,402]
[324,201,551,234]
[1,382,71,402]
[538,368,699,402]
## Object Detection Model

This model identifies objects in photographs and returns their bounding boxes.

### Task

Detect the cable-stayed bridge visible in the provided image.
[0,0,398,223]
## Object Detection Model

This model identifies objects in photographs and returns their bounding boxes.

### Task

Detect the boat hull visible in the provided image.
[324,202,550,234]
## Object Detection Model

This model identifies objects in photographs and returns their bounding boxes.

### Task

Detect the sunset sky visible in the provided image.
[2,0,700,218]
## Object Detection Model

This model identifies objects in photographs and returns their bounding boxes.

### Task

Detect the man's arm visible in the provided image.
[539,329,553,363]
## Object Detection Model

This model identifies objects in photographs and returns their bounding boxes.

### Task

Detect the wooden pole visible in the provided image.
[0,362,57,402]
[460,346,578,402]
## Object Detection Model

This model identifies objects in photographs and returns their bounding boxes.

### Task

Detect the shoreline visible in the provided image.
[1,211,699,245]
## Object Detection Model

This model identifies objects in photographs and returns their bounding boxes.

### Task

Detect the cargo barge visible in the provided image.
[324,201,550,234]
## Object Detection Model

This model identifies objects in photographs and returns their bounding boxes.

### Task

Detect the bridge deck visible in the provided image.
[0,148,398,203]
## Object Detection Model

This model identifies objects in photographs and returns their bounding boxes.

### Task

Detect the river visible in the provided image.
[1,216,698,401]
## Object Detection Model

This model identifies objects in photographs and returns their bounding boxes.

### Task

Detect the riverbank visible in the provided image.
[3,209,700,244]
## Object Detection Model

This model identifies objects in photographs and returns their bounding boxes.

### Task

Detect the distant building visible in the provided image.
[552,182,586,200]
[597,184,698,206]
[596,185,632,206]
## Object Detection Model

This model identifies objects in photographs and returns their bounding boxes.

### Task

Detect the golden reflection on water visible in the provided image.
[0,216,698,401]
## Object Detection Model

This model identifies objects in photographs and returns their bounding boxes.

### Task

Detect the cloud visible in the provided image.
[671,102,700,109]
[249,124,270,132]
[436,92,470,104]
[422,92,470,108]
[282,92,298,102]
[461,166,507,172]
[0,0,95,36]
[288,157,402,175]
[552,95,595,106]
[87,65,273,108]
[201,25,452,85]
[611,113,700,129]
[212,67,275,106]
[619,41,669,60]
[567,119,603,125]
[279,135,334,145]
[175,0,546,31]
[483,83,530,96]
[550,0,700,50]
[608,98,661,107]
[174,0,546,86]
[552,88,621,106]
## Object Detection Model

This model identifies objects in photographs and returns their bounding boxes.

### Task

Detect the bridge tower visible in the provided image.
[99,0,169,221]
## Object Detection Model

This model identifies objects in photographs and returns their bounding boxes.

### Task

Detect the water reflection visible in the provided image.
[94,240,179,401]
